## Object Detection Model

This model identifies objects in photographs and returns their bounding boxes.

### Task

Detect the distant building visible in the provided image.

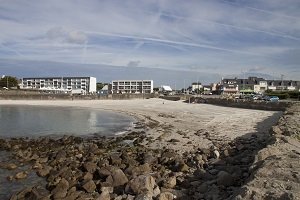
[112,80,153,94]
[220,78,239,94]
[267,80,300,91]
[160,85,172,92]
[219,76,300,94]
[191,82,203,92]
[254,81,267,93]
[21,77,97,94]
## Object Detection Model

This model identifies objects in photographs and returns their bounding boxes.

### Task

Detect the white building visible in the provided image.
[21,77,97,94]
[191,82,203,92]
[254,81,268,93]
[112,80,153,94]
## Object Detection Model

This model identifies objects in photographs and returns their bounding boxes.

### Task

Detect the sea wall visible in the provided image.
[187,97,291,111]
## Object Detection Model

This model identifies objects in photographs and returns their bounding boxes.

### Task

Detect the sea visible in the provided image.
[0,105,135,138]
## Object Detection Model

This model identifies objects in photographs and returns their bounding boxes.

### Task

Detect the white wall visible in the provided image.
[89,77,97,93]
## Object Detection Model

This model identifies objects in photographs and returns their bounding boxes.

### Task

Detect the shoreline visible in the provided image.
[0,99,282,154]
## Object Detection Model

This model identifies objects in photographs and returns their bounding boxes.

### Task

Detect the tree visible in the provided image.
[96,82,109,91]
[0,76,18,88]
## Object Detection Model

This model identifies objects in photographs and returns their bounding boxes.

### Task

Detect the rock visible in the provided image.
[27,186,50,199]
[15,171,28,179]
[177,162,189,172]
[163,176,176,189]
[98,191,110,200]
[83,172,93,181]
[38,157,48,163]
[0,163,18,170]
[158,192,175,200]
[100,186,114,193]
[223,149,230,157]
[135,193,153,200]
[51,178,69,199]
[110,153,122,165]
[37,166,52,177]
[111,168,128,187]
[7,175,14,181]
[83,162,98,174]
[32,162,42,170]
[131,163,151,176]
[217,171,234,187]
[82,180,96,193]
[213,150,220,159]
[98,167,112,178]
[12,187,32,199]
[56,150,67,162]
[236,144,244,151]
[198,182,208,193]
[65,191,82,200]
[128,175,156,195]
[126,194,135,200]
[143,152,157,164]
[153,186,161,198]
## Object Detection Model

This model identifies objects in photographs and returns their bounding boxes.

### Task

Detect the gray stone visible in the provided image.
[51,178,69,199]
[111,168,128,187]
[128,175,156,195]
[83,162,98,174]
[82,180,96,193]
[158,192,175,200]
[198,182,208,193]
[37,166,52,177]
[163,176,176,189]
[217,171,234,187]
[15,171,28,179]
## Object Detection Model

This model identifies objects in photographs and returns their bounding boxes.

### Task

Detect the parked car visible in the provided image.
[269,96,279,102]
[262,95,270,101]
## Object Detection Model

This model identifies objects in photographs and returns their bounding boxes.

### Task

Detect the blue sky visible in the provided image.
[0,0,300,85]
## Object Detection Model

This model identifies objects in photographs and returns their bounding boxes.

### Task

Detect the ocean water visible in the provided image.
[0,105,135,138]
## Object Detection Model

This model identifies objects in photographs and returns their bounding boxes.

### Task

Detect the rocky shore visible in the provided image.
[0,100,298,199]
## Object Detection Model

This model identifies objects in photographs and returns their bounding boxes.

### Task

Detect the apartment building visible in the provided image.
[21,76,97,94]
[112,80,153,94]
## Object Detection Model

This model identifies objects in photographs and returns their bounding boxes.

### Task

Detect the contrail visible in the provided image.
[221,0,300,21]
[157,12,300,42]
[85,31,270,57]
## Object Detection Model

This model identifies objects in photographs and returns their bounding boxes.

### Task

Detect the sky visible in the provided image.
[0,0,300,86]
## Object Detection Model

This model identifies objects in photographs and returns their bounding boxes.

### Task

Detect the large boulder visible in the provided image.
[128,175,156,196]
[51,178,69,199]
[82,180,96,193]
[158,192,175,200]
[15,171,28,179]
[163,176,176,189]
[37,165,52,177]
[83,162,98,174]
[111,168,129,187]
[217,171,234,187]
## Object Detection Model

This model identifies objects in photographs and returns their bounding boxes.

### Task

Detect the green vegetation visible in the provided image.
[96,82,109,91]
[0,76,19,88]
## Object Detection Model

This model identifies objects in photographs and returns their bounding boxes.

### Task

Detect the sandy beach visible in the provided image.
[0,98,282,153]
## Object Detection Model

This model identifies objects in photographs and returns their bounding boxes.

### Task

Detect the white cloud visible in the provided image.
[127,60,141,67]
[46,27,87,44]
[0,0,299,80]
